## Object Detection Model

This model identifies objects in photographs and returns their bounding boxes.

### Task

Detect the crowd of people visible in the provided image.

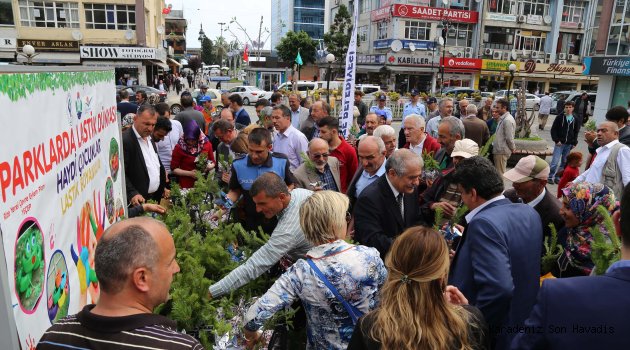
[37,88,630,350]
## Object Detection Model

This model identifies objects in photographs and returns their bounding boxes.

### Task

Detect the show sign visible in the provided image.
[0,69,125,348]
[80,46,157,60]
[392,4,479,24]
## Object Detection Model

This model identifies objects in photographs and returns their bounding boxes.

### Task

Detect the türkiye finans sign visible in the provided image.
[582,57,630,76]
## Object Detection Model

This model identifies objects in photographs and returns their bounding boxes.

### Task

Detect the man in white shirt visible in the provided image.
[575,121,630,199]
[271,105,308,170]
[426,97,454,138]
[287,93,309,130]
[538,92,553,130]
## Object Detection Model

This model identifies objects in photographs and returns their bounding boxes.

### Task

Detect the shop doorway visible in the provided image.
[261,72,282,91]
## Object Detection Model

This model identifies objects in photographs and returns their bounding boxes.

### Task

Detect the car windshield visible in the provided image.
[552,93,570,101]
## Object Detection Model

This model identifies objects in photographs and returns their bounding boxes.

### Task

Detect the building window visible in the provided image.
[376,21,388,40]
[360,0,370,13]
[561,0,586,23]
[515,30,546,52]
[445,23,472,47]
[0,0,14,25]
[487,0,515,15]
[483,26,515,50]
[358,25,368,42]
[449,0,475,11]
[607,0,630,56]
[18,1,79,28]
[404,21,430,41]
[84,3,135,30]
[558,32,582,55]
[520,0,549,16]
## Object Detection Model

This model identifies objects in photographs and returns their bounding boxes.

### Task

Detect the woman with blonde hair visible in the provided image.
[348,226,489,350]
[243,191,387,349]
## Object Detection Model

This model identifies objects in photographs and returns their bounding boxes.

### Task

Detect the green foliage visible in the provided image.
[422,151,440,171]
[585,119,597,132]
[299,152,316,172]
[515,136,543,141]
[195,153,209,173]
[0,70,113,101]
[187,56,203,75]
[452,205,468,226]
[276,31,318,65]
[541,223,563,274]
[201,37,215,65]
[433,207,444,230]
[591,206,621,275]
[479,134,496,158]
[323,4,354,68]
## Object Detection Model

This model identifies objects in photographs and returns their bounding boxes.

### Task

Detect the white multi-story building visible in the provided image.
[271,0,331,53]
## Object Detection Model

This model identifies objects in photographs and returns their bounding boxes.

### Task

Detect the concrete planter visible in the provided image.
[508,138,553,167]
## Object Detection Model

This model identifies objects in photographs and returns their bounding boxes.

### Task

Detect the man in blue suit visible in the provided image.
[448,156,542,349]
[512,183,630,349]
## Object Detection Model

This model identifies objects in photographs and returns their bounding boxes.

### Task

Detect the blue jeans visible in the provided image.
[548,143,573,181]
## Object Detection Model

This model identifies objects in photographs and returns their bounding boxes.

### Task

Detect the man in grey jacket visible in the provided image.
[492,98,516,175]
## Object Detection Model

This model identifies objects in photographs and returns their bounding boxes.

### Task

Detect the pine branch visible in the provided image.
[433,207,444,230]
[541,223,563,274]
[422,150,440,171]
[480,134,496,158]
[591,206,621,275]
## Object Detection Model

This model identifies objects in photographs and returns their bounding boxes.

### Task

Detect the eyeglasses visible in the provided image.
[312,153,329,159]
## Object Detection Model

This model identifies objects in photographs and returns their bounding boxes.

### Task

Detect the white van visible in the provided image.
[278,81,318,97]
[356,84,380,95]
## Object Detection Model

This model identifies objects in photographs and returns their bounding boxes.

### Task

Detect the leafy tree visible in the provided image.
[276,30,317,65]
[214,36,228,66]
[201,37,214,65]
[187,56,203,84]
[323,4,354,70]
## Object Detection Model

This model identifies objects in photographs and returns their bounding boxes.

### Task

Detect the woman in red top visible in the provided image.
[171,120,215,189]
[557,151,583,198]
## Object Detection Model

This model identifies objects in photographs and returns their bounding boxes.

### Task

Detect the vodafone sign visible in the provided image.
[440,57,482,70]
[392,4,479,24]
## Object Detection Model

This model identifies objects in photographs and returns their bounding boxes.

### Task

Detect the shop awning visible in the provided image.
[167,58,181,67]
[150,60,169,70]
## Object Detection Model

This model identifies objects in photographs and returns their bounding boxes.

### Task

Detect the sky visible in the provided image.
[166,0,272,49]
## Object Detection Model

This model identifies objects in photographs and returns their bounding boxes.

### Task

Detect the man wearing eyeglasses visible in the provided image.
[293,138,341,192]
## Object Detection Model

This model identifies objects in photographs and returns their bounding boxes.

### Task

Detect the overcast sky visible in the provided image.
[167,0,272,49]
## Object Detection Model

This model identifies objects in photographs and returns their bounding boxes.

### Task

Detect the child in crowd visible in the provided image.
[557,151,583,198]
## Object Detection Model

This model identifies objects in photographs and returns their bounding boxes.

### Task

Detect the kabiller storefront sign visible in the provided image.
[519,59,583,76]
[392,4,478,24]
[80,46,157,60]
[387,53,435,66]
[441,57,482,70]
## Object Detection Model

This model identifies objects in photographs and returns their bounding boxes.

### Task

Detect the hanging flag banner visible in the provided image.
[243,43,249,62]
[338,0,360,137]
[0,68,125,348]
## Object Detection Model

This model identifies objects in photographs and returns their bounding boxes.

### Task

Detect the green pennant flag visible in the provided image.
[295,51,303,66]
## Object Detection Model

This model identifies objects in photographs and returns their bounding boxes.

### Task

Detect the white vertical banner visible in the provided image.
[338,0,360,137]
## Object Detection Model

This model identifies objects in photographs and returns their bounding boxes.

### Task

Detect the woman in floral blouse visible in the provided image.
[243,191,387,349]
[555,182,618,277]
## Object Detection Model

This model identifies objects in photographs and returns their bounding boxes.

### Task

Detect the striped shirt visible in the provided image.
[209,188,314,298]
[37,305,204,350]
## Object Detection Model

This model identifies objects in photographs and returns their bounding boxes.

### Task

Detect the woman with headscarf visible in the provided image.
[348,226,488,350]
[170,120,215,189]
[555,182,618,277]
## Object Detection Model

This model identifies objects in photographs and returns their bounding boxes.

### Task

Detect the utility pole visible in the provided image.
[256,16,263,61]
[218,22,226,66]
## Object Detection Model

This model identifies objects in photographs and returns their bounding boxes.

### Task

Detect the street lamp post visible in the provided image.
[17,44,37,65]
[506,63,517,113]
[437,21,450,95]
[218,22,226,66]
[326,53,335,105]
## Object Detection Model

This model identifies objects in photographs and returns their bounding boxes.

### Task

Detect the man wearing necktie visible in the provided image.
[353,149,427,259]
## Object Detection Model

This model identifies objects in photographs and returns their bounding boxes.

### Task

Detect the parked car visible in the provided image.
[355,84,381,95]
[167,88,223,115]
[278,81,318,98]
[116,85,167,103]
[228,86,269,105]
[443,87,480,97]
[493,89,519,98]
[480,91,494,99]
[524,93,541,110]
[550,91,596,115]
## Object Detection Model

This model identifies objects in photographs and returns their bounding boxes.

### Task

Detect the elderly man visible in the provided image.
[358,112,379,138]
[462,104,490,147]
[449,156,542,348]
[477,97,493,121]
[435,116,465,171]
[426,97,455,138]
[454,98,469,119]
[123,105,166,206]
[373,125,397,158]
[301,100,331,141]
[271,105,309,170]
[354,149,425,258]
[288,93,309,129]
[38,218,203,350]
[492,98,516,175]
[293,138,341,192]
[369,93,393,125]
[399,89,427,147]
[209,173,313,298]
[503,155,565,247]
[221,92,231,109]
[347,136,387,207]
[317,117,358,193]
[575,121,630,199]
[402,114,441,157]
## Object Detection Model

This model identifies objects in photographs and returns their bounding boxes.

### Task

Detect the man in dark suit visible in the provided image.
[512,183,630,349]
[300,100,330,141]
[354,149,425,259]
[347,136,387,209]
[123,105,166,206]
[229,94,251,126]
[448,156,542,349]
[503,155,565,248]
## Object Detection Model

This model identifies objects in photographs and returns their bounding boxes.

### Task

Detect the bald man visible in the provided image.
[38,218,203,349]
[347,136,387,208]
[293,137,341,192]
